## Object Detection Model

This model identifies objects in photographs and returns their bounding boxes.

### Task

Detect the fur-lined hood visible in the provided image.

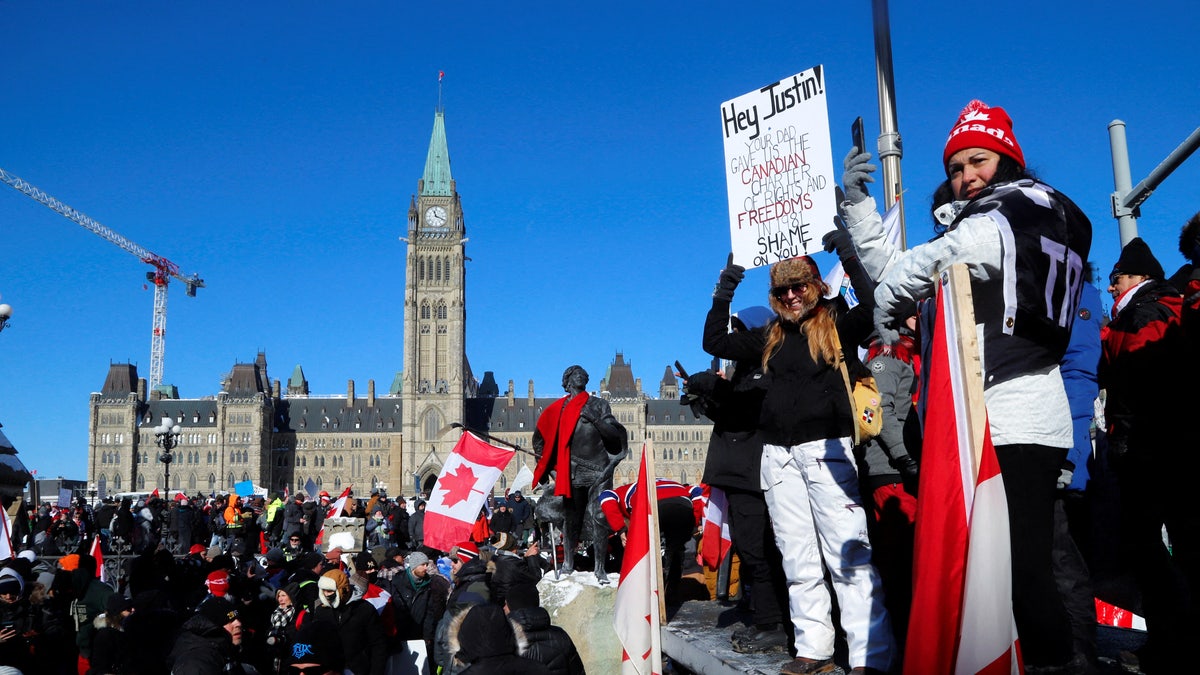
[447,604,528,667]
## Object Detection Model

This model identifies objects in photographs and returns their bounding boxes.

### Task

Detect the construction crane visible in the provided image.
[0,167,204,390]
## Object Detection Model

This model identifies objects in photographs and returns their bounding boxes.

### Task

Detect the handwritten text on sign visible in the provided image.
[721,66,835,269]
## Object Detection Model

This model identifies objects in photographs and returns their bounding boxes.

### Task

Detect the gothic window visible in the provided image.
[188,473,197,490]
[228,473,235,489]
[334,477,342,491]
[662,448,668,461]
[444,256,450,280]
[422,409,442,442]
[421,303,430,320]
[231,451,237,464]
[436,325,447,334]
[437,303,447,320]
[113,474,122,490]
[242,472,250,482]
[138,474,145,489]
[436,258,442,281]
[681,471,688,484]
[419,257,425,281]
[208,474,216,491]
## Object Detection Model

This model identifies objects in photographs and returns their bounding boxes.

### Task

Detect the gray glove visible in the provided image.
[842,147,877,205]
[873,304,900,346]
[713,253,744,302]
[1056,468,1074,490]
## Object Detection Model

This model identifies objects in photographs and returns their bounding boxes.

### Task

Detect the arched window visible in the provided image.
[423,409,442,442]
[208,474,216,491]
[113,473,122,490]
[228,473,235,489]
[436,258,442,281]
[681,471,688,484]
[421,303,430,320]
[138,474,145,489]
[188,473,197,490]
[419,257,425,281]
[242,472,250,482]
[334,477,342,491]
[437,303,447,320]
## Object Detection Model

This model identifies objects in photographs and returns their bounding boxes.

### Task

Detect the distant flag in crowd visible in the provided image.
[510,463,535,495]
[0,507,13,561]
[823,200,902,302]
[89,535,106,582]
[438,70,445,82]
[904,268,1020,675]
[614,445,663,675]
[234,480,255,497]
[698,485,732,569]
[423,431,514,552]
[314,486,352,547]
[304,479,319,501]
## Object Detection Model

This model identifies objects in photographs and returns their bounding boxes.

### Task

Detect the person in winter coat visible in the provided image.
[1100,237,1193,669]
[434,542,492,675]
[447,603,551,675]
[73,553,115,670]
[408,501,426,549]
[506,492,532,543]
[503,583,584,675]
[87,593,133,675]
[310,568,386,675]
[0,569,34,674]
[386,551,449,661]
[487,533,547,609]
[390,498,411,549]
[169,598,252,675]
[842,99,1092,671]
[704,249,890,674]
[489,503,515,538]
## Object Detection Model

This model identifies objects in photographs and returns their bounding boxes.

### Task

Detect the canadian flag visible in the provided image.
[89,535,107,582]
[423,432,515,552]
[614,445,663,675]
[904,267,1020,674]
[698,484,732,569]
[315,486,353,547]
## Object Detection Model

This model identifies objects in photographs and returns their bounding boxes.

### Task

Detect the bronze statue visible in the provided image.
[532,365,628,579]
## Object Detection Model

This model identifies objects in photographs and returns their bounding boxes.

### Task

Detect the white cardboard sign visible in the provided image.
[721,65,836,269]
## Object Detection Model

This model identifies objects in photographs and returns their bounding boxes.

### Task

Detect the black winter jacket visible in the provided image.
[311,598,387,675]
[507,606,586,675]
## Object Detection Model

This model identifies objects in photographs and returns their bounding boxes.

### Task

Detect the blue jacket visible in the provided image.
[1060,283,1102,490]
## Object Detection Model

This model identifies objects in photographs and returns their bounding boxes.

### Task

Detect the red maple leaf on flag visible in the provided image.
[438,464,480,508]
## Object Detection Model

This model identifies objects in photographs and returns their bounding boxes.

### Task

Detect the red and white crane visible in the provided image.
[0,167,204,390]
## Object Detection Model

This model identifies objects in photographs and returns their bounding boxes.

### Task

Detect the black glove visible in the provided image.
[892,454,919,481]
[842,147,876,205]
[822,228,857,263]
[713,252,744,302]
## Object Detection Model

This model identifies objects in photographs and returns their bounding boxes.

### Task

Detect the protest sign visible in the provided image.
[721,65,836,269]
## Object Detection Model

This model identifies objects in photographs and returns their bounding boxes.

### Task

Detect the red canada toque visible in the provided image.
[943,99,1025,174]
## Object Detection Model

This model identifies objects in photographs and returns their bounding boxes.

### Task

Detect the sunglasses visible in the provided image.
[771,282,808,299]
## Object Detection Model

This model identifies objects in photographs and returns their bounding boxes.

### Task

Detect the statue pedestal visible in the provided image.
[538,571,621,672]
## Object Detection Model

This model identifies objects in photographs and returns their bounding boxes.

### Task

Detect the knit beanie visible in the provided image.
[286,619,345,670]
[451,541,480,564]
[0,568,23,596]
[198,597,239,628]
[943,99,1025,173]
[1111,237,1165,281]
[205,570,230,597]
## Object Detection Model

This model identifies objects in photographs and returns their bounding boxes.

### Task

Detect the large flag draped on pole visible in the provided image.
[423,431,515,552]
[904,266,1021,675]
[614,443,663,675]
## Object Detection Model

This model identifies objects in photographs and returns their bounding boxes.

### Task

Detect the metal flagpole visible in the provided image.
[872,0,907,249]
[1108,120,1200,247]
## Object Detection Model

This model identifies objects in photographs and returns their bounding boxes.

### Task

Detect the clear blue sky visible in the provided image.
[3,1,1198,480]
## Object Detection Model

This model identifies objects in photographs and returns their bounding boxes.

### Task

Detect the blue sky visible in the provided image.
[3,1,1198,480]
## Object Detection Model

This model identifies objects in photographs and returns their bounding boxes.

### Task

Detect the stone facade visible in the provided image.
[85,112,716,500]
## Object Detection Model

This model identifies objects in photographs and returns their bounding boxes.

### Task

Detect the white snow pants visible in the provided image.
[760,437,892,671]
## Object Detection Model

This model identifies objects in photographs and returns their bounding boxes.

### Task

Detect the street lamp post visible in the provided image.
[154,417,180,551]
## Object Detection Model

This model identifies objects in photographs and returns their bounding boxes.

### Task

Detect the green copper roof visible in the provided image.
[288,365,306,388]
[389,371,404,395]
[421,111,453,196]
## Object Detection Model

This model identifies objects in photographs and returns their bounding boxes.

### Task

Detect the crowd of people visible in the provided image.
[0,488,582,675]
[691,99,1200,675]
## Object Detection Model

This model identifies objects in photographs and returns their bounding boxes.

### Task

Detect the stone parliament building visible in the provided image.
[86,111,716,501]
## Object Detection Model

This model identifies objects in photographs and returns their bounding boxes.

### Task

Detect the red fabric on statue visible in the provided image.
[532,392,590,498]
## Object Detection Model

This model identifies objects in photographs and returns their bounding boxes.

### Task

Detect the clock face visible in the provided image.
[424,205,447,228]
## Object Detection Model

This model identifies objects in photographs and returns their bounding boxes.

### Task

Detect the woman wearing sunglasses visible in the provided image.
[703,246,891,675]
